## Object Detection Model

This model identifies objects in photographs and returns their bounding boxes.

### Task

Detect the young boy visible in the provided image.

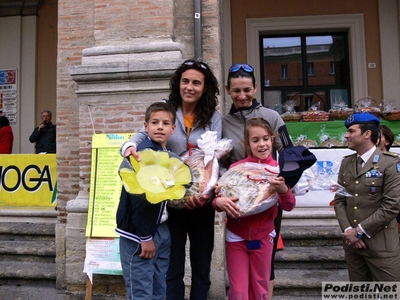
[116,102,177,300]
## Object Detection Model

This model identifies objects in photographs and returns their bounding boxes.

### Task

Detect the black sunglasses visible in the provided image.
[184,60,208,70]
[229,64,254,73]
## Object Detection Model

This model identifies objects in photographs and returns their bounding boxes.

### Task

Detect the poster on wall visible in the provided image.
[83,237,123,282]
[85,133,133,238]
[84,133,133,281]
[0,69,18,124]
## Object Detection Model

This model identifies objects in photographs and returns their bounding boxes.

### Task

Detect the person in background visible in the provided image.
[213,118,296,299]
[334,112,400,281]
[29,110,56,153]
[223,63,293,299]
[377,124,394,153]
[120,59,221,300]
[0,116,14,154]
[376,124,400,233]
[116,102,176,300]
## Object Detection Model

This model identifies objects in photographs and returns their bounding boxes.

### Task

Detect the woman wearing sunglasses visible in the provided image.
[223,63,293,299]
[120,59,221,300]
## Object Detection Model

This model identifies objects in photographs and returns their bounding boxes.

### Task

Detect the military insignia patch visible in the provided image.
[346,115,355,124]
[397,164,400,173]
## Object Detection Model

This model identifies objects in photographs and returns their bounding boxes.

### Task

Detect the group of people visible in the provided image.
[116,60,295,300]
[115,58,400,300]
[117,60,295,300]
[0,110,56,154]
[3,56,400,298]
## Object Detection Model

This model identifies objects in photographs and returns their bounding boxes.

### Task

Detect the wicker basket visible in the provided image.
[282,112,301,122]
[382,111,400,121]
[329,109,354,120]
[319,138,346,148]
[294,139,318,148]
[301,111,330,122]
[358,108,381,118]
[355,97,381,118]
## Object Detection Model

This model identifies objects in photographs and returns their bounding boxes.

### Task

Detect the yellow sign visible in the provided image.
[0,154,57,206]
[85,133,133,238]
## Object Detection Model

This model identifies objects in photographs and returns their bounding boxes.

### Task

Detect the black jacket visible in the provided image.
[29,122,56,153]
[115,138,169,243]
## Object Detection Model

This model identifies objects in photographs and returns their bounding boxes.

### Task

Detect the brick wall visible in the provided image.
[57,0,95,220]
[93,0,174,42]
[58,0,226,210]
[57,0,224,216]
[58,0,225,298]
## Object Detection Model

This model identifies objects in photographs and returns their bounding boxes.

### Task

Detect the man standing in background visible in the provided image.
[29,110,56,153]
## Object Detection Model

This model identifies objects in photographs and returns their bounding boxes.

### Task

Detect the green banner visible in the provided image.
[286,120,400,147]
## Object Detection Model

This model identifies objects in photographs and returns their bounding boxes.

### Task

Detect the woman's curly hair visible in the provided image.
[169,59,219,128]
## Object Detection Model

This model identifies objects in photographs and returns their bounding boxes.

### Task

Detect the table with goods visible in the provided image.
[281,98,400,207]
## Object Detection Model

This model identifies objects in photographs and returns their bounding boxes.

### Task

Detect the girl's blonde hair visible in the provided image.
[244,118,276,155]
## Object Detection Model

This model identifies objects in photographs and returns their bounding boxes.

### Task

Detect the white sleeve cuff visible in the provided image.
[120,142,137,156]
[358,224,370,238]
[344,226,352,232]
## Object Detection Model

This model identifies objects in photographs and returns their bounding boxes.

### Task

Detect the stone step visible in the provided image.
[0,281,65,300]
[0,261,56,280]
[0,206,58,223]
[275,246,347,282]
[0,233,55,242]
[275,246,344,263]
[0,222,56,236]
[274,225,348,297]
[274,268,348,297]
[0,254,55,263]
[280,225,343,247]
[282,207,339,226]
[0,240,56,257]
[0,208,59,297]
[282,226,342,239]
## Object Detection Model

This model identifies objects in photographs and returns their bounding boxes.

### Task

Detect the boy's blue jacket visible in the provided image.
[115,138,169,243]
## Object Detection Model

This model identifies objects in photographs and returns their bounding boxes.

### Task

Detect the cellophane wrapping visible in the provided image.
[168,132,233,209]
[293,164,353,198]
[217,162,280,217]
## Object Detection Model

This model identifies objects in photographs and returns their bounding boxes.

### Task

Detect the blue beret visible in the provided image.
[345,112,380,128]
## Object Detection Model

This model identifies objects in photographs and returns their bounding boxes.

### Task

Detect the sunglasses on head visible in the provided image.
[229,64,254,73]
[184,60,208,70]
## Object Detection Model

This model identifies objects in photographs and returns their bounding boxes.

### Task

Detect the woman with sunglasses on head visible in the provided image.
[120,59,221,300]
[223,63,293,299]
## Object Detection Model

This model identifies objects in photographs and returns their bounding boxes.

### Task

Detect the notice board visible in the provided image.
[84,133,133,280]
[85,133,133,238]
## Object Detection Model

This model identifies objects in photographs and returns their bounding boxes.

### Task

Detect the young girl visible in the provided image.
[212,117,296,300]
